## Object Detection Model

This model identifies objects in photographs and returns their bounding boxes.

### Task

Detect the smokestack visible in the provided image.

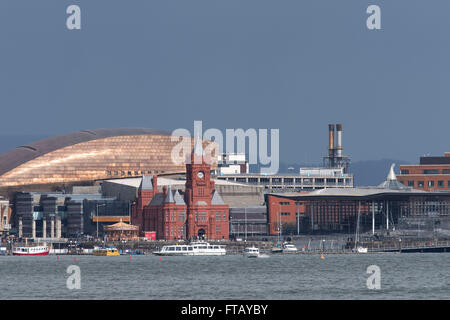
[328,124,335,160]
[335,124,343,157]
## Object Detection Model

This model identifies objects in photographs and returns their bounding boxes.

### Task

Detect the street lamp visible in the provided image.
[96,203,106,240]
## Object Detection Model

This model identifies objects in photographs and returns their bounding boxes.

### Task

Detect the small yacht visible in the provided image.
[271,242,283,254]
[282,243,298,253]
[153,241,226,256]
[243,246,260,258]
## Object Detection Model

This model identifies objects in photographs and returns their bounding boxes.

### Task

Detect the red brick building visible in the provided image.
[397,153,450,191]
[266,195,306,235]
[131,141,229,240]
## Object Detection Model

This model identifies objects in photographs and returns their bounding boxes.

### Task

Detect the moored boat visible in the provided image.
[93,246,120,256]
[282,243,298,253]
[153,241,226,256]
[354,246,368,253]
[12,245,49,256]
[271,242,283,254]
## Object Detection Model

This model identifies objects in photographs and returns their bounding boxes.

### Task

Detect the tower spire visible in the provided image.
[387,163,396,181]
[193,133,204,156]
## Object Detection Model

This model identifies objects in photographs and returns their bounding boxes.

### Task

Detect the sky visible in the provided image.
[0,0,449,164]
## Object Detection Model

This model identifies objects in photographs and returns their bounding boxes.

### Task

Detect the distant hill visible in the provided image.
[348,159,411,186]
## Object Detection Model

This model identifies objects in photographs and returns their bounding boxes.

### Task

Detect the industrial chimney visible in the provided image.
[335,124,343,157]
[328,124,335,164]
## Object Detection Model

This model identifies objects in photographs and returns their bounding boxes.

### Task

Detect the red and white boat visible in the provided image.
[12,245,49,256]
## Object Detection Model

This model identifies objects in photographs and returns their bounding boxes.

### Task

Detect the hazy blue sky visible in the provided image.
[0,0,449,163]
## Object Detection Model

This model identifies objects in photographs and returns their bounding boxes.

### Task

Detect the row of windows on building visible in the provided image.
[280,212,305,217]
[166,225,185,237]
[278,202,305,206]
[405,180,450,188]
[106,170,165,177]
[164,225,223,237]
[164,211,227,222]
[401,169,450,175]
[165,211,186,222]
[223,177,352,184]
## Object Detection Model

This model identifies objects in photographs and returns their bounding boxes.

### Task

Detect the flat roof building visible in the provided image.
[217,169,354,193]
[267,164,450,236]
[397,153,450,191]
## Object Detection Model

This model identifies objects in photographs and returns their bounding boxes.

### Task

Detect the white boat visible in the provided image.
[282,243,298,253]
[12,245,49,256]
[153,241,226,256]
[243,246,260,258]
[355,246,368,253]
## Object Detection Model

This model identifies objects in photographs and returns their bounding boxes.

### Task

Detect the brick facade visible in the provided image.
[131,144,229,240]
[397,153,450,191]
[267,195,306,235]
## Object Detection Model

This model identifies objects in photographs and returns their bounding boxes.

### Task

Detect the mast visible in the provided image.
[355,201,361,250]
[279,203,282,243]
[245,207,247,241]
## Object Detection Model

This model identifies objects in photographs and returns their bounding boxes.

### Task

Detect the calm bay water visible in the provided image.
[0,253,449,299]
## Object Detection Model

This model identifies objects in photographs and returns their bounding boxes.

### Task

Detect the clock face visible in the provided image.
[197,171,204,179]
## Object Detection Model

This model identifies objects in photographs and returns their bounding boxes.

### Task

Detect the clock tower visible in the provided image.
[138,136,229,241]
[185,138,214,206]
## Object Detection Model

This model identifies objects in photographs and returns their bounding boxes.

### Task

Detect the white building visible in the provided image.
[217,153,249,175]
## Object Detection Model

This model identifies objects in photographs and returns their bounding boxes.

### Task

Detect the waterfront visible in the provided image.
[0,253,449,299]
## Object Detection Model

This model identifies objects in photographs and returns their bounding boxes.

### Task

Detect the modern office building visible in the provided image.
[267,165,450,236]
[228,206,268,238]
[12,191,131,240]
[217,168,354,193]
[397,153,450,191]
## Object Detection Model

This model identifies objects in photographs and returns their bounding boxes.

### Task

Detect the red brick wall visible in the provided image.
[267,195,306,236]
[398,164,450,191]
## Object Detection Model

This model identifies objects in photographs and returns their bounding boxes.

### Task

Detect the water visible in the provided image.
[0,253,449,299]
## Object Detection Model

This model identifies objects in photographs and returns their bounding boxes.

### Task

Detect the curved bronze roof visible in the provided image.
[0,128,171,176]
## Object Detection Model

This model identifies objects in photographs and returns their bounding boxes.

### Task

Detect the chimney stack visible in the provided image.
[328,124,335,163]
[335,124,343,157]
